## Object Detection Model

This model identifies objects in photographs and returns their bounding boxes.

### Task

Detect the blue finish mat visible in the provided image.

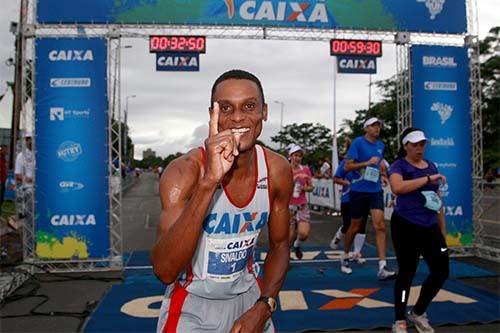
[85,249,499,333]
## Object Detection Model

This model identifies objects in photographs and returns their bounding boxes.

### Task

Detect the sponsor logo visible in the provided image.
[157,55,198,67]
[430,102,453,124]
[445,205,463,216]
[226,238,255,250]
[51,214,96,226]
[57,141,83,162]
[430,137,455,146]
[48,50,94,61]
[338,58,376,71]
[440,247,448,252]
[422,55,457,68]
[50,107,91,121]
[224,0,328,23]
[59,181,85,193]
[203,211,269,235]
[50,77,91,88]
[424,81,457,91]
[257,176,268,189]
[312,185,330,198]
[437,162,457,168]
[416,0,446,20]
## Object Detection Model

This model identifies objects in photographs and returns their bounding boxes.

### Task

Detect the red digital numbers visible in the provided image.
[149,36,206,53]
[330,39,382,57]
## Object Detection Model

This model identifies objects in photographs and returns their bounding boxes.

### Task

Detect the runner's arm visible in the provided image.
[151,150,217,284]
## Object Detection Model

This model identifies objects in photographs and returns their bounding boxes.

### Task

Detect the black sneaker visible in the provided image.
[294,246,303,260]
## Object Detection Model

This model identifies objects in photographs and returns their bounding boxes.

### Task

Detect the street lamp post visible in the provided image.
[124,94,136,163]
[273,100,284,150]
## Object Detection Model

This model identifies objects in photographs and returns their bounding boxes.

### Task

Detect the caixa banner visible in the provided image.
[37,0,467,34]
[411,45,472,246]
[35,38,109,260]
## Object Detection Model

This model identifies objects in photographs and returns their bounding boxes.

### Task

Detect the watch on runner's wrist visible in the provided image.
[256,296,277,313]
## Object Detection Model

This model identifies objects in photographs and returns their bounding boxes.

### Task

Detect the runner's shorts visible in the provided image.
[156,281,274,333]
[289,204,311,224]
[349,190,384,219]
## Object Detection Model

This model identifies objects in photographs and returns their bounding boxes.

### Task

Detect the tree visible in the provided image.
[479,26,499,174]
[270,122,333,163]
[337,76,399,162]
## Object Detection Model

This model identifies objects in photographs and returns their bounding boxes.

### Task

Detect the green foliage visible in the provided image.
[270,122,333,163]
[479,26,500,174]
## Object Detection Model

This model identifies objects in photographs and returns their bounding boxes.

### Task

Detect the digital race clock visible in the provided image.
[330,39,382,57]
[149,36,206,53]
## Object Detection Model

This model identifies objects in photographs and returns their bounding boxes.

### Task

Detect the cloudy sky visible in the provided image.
[0,1,497,159]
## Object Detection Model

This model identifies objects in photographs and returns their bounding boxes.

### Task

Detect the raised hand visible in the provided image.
[203,102,241,185]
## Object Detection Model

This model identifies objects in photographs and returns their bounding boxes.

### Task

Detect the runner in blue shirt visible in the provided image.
[389,127,448,333]
[340,117,396,280]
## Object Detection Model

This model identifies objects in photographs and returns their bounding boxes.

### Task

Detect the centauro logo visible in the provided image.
[203,211,268,234]
[223,0,328,23]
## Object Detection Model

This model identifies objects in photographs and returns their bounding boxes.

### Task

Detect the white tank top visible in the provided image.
[178,145,271,299]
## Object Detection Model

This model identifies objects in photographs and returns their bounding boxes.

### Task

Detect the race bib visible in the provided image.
[363,166,380,183]
[422,190,442,212]
[203,234,256,282]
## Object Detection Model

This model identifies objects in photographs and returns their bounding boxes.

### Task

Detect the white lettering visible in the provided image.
[50,214,96,226]
[48,50,94,61]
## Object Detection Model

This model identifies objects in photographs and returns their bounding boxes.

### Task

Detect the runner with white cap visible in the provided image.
[340,117,396,280]
[389,127,448,333]
[287,144,313,259]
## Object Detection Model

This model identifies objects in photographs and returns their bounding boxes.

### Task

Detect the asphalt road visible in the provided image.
[1,172,498,333]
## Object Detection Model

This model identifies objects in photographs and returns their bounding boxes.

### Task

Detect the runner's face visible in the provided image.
[405,141,426,160]
[364,122,381,138]
[211,79,267,152]
[290,151,303,166]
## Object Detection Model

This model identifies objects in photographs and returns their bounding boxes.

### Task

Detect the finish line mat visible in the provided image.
[84,252,499,333]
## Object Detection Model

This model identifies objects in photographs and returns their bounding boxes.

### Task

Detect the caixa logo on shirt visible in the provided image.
[57,141,83,162]
[203,211,269,234]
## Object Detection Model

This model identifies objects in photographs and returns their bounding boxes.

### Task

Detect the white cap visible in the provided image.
[24,131,33,138]
[288,144,303,156]
[402,130,427,144]
[363,117,381,128]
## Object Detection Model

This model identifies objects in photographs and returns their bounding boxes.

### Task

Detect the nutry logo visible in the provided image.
[430,102,453,124]
[422,56,457,68]
[430,137,455,146]
[51,214,96,226]
[49,50,93,61]
[57,141,83,162]
[424,81,457,91]
[338,58,376,70]
[203,211,268,235]
[224,0,328,23]
[50,77,91,88]
[59,181,85,193]
[416,0,446,20]
[50,107,90,121]
[157,55,198,67]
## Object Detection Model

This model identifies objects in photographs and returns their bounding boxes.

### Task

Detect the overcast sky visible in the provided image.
[0,1,498,159]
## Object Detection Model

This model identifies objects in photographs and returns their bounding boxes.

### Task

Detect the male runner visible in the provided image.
[341,117,396,280]
[152,69,293,333]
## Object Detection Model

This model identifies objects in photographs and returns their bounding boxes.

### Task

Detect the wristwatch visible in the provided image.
[256,296,277,313]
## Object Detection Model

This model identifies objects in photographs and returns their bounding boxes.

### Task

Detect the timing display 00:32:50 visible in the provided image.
[330,39,382,57]
[149,36,206,53]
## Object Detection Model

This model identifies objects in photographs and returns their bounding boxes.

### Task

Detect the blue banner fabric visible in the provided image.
[411,45,472,246]
[37,0,467,34]
[35,38,109,259]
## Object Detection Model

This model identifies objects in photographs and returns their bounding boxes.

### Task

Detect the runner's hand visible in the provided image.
[366,156,380,166]
[230,303,270,333]
[203,102,241,184]
[430,173,447,185]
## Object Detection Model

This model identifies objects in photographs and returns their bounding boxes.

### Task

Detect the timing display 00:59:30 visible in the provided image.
[330,39,382,57]
[149,36,206,53]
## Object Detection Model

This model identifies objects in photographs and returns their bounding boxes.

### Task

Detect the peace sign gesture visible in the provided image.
[203,102,241,184]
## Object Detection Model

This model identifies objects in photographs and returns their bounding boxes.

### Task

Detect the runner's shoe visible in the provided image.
[377,265,397,280]
[351,252,367,264]
[392,320,408,333]
[329,237,341,250]
[340,259,352,274]
[407,311,434,333]
[294,246,303,260]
